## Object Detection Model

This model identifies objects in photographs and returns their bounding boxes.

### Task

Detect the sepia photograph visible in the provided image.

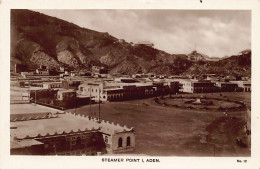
[9,9,252,157]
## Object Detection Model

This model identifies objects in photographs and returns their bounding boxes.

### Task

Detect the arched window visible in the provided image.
[118,137,123,147]
[127,136,131,146]
[104,136,108,143]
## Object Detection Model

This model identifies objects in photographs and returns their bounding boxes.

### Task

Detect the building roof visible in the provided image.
[103,88,123,92]
[43,82,62,85]
[11,139,44,149]
[57,89,75,94]
[11,112,133,139]
[10,104,133,139]
[10,113,100,139]
[10,104,64,114]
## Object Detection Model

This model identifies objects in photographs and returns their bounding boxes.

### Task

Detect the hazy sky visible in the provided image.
[35,9,251,57]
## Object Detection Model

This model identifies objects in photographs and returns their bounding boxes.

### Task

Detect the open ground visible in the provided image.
[68,92,250,156]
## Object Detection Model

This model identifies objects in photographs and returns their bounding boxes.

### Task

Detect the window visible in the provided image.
[76,137,81,145]
[104,136,108,143]
[118,137,123,147]
[96,89,98,92]
[127,136,131,146]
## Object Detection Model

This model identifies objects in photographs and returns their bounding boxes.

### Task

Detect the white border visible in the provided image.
[1,0,260,168]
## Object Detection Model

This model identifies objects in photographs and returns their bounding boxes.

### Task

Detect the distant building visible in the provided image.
[179,79,217,93]
[152,82,168,95]
[230,81,251,92]
[43,82,63,89]
[239,49,251,55]
[118,39,125,43]
[21,72,34,78]
[36,66,49,75]
[136,41,154,47]
[57,89,76,101]
[168,81,180,94]
[215,82,239,92]
[187,50,204,61]
[78,83,104,102]
[78,81,156,102]
[60,71,70,77]
[91,66,109,77]
[103,87,124,101]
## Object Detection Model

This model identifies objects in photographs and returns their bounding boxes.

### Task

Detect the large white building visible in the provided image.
[178,79,217,93]
[78,81,156,102]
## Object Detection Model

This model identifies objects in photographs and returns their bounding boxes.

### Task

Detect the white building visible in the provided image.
[21,72,34,78]
[178,79,197,93]
[230,81,251,92]
[78,83,106,102]
[36,68,49,75]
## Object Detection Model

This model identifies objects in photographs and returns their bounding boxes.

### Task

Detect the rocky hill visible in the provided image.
[11,9,251,77]
[182,51,251,77]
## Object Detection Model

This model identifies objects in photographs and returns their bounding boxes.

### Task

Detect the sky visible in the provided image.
[35,9,251,58]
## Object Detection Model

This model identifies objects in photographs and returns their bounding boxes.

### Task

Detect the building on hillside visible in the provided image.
[187,50,204,61]
[10,110,135,155]
[79,71,92,77]
[135,41,154,48]
[202,74,218,81]
[36,66,49,75]
[59,67,68,73]
[60,71,70,77]
[91,66,109,75]
[239,49,251,55]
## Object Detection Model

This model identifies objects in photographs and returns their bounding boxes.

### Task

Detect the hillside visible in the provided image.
[182,52,251,77]
[11,10,251,77]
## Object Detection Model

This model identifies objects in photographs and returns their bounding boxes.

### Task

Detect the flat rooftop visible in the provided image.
[10,113,100,139]
[11,139,44,149]
[11,113,132,139]
[10,104,63,114]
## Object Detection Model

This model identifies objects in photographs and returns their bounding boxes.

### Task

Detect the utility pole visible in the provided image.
[89,85,92,118]
[74,92,76,114]
[98,87,101,123]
